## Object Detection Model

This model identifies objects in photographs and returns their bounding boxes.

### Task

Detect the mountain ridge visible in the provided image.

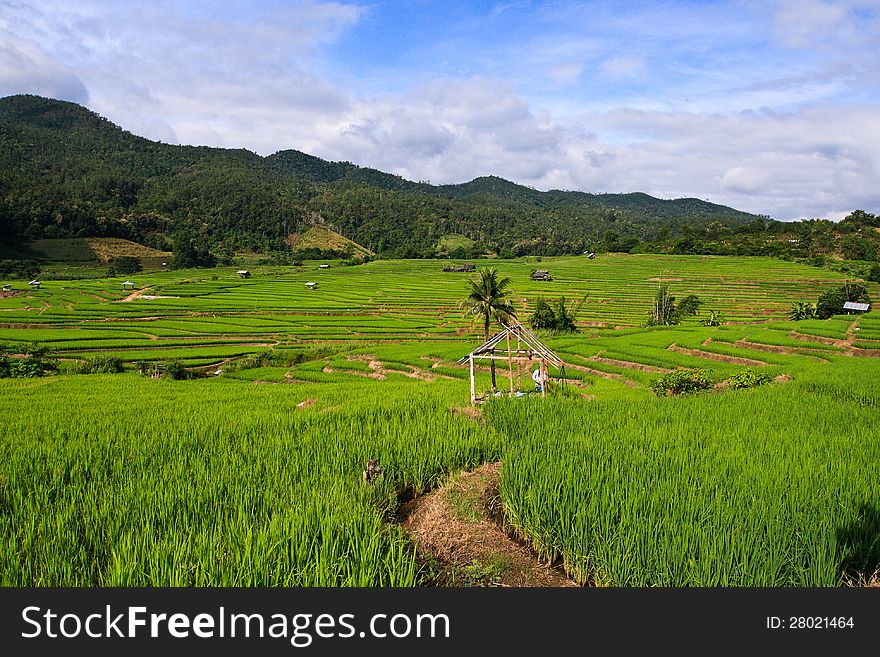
[0,94,768,258]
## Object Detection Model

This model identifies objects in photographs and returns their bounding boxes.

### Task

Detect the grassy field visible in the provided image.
[1,254,878,586]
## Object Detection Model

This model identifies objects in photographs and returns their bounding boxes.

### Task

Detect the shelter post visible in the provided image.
[469,353,476,406]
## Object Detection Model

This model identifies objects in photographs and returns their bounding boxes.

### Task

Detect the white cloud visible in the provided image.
[1,1,879,222]
[0,31,88,102]
[599,55,645,78]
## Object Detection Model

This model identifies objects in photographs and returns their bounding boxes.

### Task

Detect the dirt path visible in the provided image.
[117,287,153,303]
[588,355,672,374]
[667,343,767,366]
[400,462,577,587]
[563,362,640,388]
[846,315,863,345]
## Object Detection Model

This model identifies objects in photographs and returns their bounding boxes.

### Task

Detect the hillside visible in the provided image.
[0,94,768,259]
[285,225,373,259]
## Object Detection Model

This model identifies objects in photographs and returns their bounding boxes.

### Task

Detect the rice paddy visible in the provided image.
[1,254,878,586]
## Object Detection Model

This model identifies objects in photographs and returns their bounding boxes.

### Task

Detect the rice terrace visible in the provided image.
[2,253,880,587]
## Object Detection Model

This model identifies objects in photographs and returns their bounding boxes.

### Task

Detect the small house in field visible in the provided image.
[237,270,251,279]
[458,321,565,406]
[28,280,41,289]
[531,270,553,281]
[318,264,331,269]
[122,281,135,290]
[843,301,871,314]
[2,284,11,292]
[305,281,318,290]
[583,251,596,259]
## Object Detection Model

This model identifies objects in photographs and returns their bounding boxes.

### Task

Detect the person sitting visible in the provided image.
[532,366,545,392]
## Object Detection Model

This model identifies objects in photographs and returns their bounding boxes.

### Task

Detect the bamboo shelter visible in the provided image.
[457,321,565,405]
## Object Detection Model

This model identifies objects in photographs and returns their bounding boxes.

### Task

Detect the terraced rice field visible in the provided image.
[1,254,879,586]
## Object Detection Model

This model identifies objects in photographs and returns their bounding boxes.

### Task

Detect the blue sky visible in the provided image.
[1,0,879,219]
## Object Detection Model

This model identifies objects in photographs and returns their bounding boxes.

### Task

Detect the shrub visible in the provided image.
[702,310,725,326]
[647,285,702,326]
[76,354,125,374]
[0,342,58,378]
[727,368,772,390]
[136,359,190,380]
[652,369,712,396]
[529,296,582,333]
[788,300,817,321]
[529,297,556,330]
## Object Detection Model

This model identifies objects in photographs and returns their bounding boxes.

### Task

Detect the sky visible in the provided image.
[1,0,879,220]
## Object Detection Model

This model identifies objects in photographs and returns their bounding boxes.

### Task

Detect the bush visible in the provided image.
[0,342,58,378]
[727,368,772,390]
[136,359,190,380]
[529,296,582,333]
[76,354,125,374]
[788,300,817,321]
[652,369,712,396]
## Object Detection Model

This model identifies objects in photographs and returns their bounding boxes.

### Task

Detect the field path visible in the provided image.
[667,343,766,366]
[117,286,153,303]
[400,461,577,587]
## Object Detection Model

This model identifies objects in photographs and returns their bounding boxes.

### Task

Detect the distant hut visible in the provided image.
[531,270,553,281]
[583,251,596,259]
[443,262,477,273]
[122,281,135,290]
[843,301,871,314]
[237,270,251,279]
[2,284,11,292]
[305,281,318,290]
[318,264,331,269]
[458,322,565,406]
[28,280,41,289]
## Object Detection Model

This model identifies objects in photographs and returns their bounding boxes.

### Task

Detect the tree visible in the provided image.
[553,296,582,332]
[647,285,702,326]
[462,268,516,390]
[816,282,871,319]
[529,297,556,330]
[106,256,142,276]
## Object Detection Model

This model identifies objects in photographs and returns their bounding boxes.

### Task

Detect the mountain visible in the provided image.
[0,94,769,259]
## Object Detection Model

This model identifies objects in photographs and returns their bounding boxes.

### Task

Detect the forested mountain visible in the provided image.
[1,94,769,259]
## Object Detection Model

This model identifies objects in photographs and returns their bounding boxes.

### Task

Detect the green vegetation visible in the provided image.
[1,254,879,587]
[727,368,772,390]
[652,368,713,395]
[816,282,872,319]
[647,285,702,326]
[529,296,582,332]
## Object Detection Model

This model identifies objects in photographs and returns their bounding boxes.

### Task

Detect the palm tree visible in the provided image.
[462,268,517,391]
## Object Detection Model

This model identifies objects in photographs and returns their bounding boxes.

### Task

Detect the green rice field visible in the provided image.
[1,254,879,586]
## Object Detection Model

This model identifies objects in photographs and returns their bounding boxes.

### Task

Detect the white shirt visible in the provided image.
[532,368,543,383]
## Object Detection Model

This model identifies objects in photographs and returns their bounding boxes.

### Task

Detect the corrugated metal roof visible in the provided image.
[843,301,870,311]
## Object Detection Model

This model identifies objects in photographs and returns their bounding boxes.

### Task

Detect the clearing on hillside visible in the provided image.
[285,225,373,257]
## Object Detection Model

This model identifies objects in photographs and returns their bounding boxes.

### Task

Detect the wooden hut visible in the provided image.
[237,270,251,279]
[305,281,318,289]
[2,284,11,292]
[122,281,135,290]
[843,301,870,314]
[318,264,331,269]
[28,280,41,289]
[531,270,553,281]
[458,322,564,405]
